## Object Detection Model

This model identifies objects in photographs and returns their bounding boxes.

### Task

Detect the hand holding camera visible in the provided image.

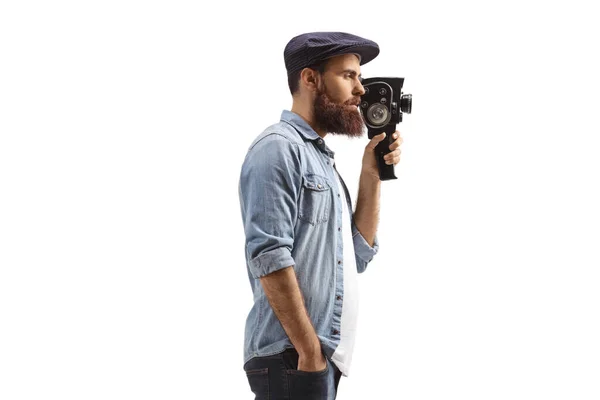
[359,77,412,181]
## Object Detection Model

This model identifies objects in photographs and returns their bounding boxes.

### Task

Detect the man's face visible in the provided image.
[313,54,367,138]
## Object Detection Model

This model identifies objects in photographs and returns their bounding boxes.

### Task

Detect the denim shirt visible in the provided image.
[238,110,379,368]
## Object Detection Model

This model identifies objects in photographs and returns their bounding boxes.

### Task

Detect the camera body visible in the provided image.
[359,77,412,181]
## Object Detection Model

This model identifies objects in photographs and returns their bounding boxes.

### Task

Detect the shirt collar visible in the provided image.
[280,110,336,158]
[280,110,322,141]
[281,110,335,158]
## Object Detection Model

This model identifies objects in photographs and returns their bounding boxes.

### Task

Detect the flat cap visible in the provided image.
[284,31,380,74]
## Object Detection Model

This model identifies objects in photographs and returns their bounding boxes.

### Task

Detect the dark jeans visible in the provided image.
[243,347,342,400]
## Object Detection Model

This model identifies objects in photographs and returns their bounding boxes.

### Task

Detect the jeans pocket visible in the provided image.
[298,174,332,225]
[286,360,330,400]
[245,368,270,400]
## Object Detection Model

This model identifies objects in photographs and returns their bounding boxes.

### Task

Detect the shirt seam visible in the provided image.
[248,131,304,152]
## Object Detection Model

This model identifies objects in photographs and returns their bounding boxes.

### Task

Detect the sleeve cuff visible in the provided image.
[248,246,295,279]
[352,225,379,263]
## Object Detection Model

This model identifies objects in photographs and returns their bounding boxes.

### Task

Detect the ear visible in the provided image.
[300,68,320,93]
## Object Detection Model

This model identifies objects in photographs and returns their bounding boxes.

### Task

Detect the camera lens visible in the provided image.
[400,94,412,114]
[367,103,389,126]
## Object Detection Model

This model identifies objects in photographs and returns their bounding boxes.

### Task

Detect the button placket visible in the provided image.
[331,162,344,343]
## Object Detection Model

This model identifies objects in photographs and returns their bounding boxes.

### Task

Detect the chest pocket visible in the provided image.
[298,174,332,225]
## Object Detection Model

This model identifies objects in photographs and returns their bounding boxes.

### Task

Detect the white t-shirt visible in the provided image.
[330,157,360,377]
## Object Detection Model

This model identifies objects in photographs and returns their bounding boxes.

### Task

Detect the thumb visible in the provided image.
[368,132,386,149]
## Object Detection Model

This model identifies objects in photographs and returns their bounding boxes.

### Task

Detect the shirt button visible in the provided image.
[337,193,340,197]
[332,329,339,335]
[338,227,341,231]
[317,184,322,189]
[338,260,341,264]
[336,295,342,300]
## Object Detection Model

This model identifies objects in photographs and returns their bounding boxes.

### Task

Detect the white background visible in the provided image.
[1,1,599,399]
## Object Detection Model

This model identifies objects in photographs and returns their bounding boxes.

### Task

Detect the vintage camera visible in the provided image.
[359,77,412,181]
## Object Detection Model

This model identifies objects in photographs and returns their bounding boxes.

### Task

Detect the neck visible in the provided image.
[291,101,326,139]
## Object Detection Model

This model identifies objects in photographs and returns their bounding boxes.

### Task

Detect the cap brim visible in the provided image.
[319,44,379,66]
[351,44,380,65]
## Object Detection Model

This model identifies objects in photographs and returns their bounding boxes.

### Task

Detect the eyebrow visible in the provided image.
[341,69,362,78]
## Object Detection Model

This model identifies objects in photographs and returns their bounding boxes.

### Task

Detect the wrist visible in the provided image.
[360,171,381,184]
[297,342,321,358]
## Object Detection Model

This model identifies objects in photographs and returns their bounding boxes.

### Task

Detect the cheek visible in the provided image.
[323,82,344,102]
[329,89,350,104]
[325,79,354,103]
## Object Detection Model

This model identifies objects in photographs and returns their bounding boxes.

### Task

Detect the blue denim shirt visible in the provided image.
[238,110,379,367]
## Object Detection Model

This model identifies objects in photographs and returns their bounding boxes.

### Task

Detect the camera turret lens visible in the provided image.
[401,94,412,114]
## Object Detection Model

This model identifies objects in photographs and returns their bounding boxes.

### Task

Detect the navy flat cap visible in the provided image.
[284,31,380,74]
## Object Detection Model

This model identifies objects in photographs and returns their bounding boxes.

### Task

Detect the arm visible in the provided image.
[354,172,381,247]
[352,172,381,273]
[259,266,321,357]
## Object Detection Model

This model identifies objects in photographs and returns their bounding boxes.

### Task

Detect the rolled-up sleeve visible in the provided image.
[239,134,302,279]
[351,217,379,274]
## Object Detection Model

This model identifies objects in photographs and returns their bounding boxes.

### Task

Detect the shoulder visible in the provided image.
[247,121,306,153]
[240,122,307,176]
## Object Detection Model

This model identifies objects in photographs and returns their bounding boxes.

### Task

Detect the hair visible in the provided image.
[287,59,328,96]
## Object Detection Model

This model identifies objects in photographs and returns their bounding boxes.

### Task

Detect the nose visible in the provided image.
[355,80,366,96]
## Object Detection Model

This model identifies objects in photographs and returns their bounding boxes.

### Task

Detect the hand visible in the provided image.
[361,131,404,180]
[297,351,327,372]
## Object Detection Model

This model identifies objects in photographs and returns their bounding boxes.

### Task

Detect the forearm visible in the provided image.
[259,266,321,357]
[353,172,381,247]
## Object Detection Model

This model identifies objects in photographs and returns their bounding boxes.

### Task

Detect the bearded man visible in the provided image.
[238,32,404,400]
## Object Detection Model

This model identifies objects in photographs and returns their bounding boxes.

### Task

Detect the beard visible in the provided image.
[313,83,366,139]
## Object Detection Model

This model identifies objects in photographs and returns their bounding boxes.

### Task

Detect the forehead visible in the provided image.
[326,53,361,71]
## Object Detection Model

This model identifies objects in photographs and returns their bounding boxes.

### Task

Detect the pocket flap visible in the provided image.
[302,174,331,191]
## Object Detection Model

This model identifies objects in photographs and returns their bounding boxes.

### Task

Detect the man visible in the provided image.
[238,32,403,399]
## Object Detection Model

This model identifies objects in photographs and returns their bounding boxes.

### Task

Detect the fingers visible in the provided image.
[369,131,403,157]
[389,131,403,151]
[383,150,401,165]
[384,130,403,165]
